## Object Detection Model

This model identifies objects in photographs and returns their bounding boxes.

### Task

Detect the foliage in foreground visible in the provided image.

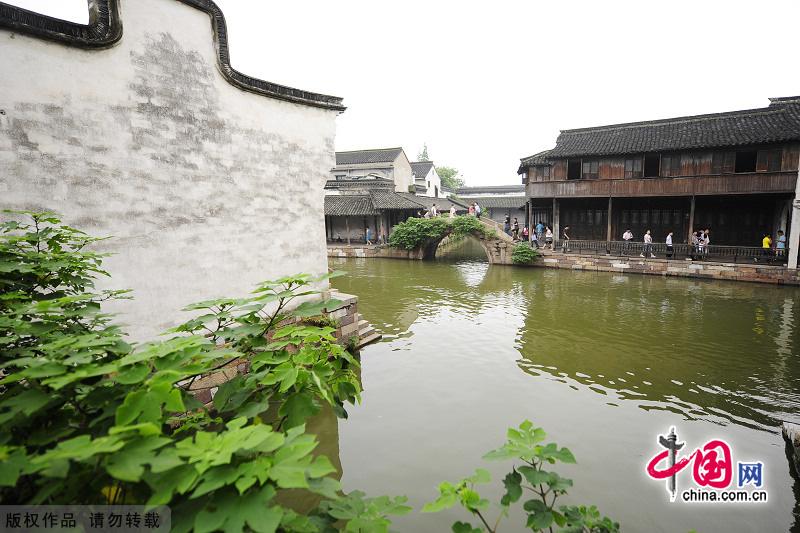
[423,421,619,533]
[0,211,410,532]
[0,212,618,532]
[511,244,540,265]
[388,215,494,250]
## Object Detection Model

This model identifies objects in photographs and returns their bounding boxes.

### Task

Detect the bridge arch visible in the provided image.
[416,218,515,264]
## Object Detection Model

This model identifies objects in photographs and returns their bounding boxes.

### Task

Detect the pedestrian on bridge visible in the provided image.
[504,214,511,236]
[475,203,482,218]
[545,226,553,249]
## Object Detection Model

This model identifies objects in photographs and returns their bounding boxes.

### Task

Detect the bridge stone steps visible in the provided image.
[476,217,515,244]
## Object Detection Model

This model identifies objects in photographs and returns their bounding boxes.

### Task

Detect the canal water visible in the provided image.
[330,238,800,532]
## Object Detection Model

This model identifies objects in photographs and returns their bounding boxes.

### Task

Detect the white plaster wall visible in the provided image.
[422,167,441,198]
[392,153,414,193]
[0,0,338,339]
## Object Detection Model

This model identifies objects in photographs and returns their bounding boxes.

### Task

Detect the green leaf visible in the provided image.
[0,447,27,486]
[278,392,318,429]
[501,470,522,506]
[452,522,482,533]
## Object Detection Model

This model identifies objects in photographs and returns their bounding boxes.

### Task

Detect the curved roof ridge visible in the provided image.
[561,106,783,134]
[0,0,346,111]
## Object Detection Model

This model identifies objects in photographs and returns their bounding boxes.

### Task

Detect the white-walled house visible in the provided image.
[410,161,442,198]
[331,148,414,193]
[0,0,344,339]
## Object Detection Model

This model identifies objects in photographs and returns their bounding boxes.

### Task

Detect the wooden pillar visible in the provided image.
[526,201,532,232]
[788,164,800,268]
[552,198,560,241]
[687,196,696,244]
[345,216,350,246]
[606,197,613,243]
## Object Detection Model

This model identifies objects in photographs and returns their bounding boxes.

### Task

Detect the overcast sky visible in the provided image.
[6,0,800,185]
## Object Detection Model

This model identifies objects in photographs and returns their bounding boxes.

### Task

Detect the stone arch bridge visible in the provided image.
[416,217,516,264]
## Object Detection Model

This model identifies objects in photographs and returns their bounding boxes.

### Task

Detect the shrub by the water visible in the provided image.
[388,215,494,250]
[512,243,540,264]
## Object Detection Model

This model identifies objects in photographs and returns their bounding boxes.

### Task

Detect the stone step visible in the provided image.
[358,331,382,348]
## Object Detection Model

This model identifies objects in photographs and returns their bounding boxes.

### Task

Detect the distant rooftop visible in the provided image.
[410,161,435,178]
[335,147,404,166]
[519,96,800,167]
[457,185,525,195]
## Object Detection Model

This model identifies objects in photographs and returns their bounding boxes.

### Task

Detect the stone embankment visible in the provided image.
[534,252,800,285]
[327,244,800,286]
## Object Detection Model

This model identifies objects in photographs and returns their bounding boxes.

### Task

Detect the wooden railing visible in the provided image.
[543,239,789,264]
[526,172,797,198]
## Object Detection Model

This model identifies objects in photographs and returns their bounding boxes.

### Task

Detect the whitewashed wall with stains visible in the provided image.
[0,0,338,339]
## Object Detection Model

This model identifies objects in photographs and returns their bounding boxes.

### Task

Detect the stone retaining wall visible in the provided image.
[534,253,800,285]
[327,245,800,286]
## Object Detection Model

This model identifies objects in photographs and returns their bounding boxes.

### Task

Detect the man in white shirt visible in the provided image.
[622,229,633,255]
[641,229,655,258]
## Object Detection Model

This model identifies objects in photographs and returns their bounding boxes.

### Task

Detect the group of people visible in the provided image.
[467,202,482,217]
[513,219,555,249]
[622,228,677,258]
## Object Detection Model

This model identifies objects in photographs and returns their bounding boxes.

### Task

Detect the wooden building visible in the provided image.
[519,96,800,262]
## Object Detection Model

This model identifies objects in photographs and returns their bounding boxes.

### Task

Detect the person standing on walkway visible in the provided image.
[777,230,787,258]
[665,231,674,258]
[429,204,438,217]
[475,203,482,218]
[512,218,520,241]
[468,203,475,216]
[449,205,456,219]
[365,226,373,245]
[622,228,633,255]
[504,214,511,236]
[562,226,571,252]
[535,221,544,243]
[531,228,539,249]
[703,228,711,257]
[641,229,655,258]
[521,225,529,243]
[696,230,705,258]
[545,226,554,249]
[758,232,773,263]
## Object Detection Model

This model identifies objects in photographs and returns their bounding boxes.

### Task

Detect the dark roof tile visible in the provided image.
[520,97,800,164]
[335,148,403,165]
[410,161,434,178]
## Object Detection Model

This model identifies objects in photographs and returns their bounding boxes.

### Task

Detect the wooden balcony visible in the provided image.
[526,171,797,198]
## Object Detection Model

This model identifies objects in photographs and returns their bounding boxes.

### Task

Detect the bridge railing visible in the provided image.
[547,239,789,264]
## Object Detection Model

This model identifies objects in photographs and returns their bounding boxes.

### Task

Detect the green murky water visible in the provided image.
[330,238,800,532]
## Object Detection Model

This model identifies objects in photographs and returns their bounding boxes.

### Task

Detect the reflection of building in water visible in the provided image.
[513,271,800,429]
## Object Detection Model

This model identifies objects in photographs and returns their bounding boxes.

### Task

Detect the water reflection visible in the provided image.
[514,271,800,431]
[331,250,800,532]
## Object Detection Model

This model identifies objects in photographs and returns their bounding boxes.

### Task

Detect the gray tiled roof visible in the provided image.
[410,161,434,178]
[457,185,526,195]
[324,177,394,191]
[324,195,378,216]
[371,191,425,210]
[466,196,527,209]
[324,190,425,216]
[335,148,403,165]
[399,194,468,212]
[520,97,800,164]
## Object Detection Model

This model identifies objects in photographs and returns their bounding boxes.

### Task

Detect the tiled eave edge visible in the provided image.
[0,0,346,112]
